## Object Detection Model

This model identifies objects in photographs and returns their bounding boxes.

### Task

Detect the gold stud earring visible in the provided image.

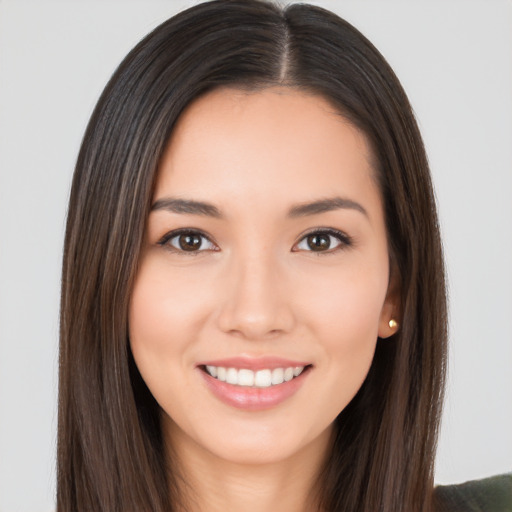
[388,319,398,330]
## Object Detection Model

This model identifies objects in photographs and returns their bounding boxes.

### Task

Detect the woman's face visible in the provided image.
[129,87,398,466]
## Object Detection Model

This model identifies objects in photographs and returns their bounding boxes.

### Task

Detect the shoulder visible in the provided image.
[433,473,512,512]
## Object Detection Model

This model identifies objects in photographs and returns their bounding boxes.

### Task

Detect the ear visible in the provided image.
[378,268,401,339]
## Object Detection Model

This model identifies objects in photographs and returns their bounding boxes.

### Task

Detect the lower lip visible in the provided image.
[199,367,311,411]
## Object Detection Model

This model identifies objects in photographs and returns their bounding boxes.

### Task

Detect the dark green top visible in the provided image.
[434,474,512,512]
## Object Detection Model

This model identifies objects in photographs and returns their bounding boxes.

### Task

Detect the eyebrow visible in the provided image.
[151,198,224,218]
[287,197,368,218]
[151,196,368,219]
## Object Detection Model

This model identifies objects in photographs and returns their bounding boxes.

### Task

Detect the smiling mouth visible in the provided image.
[201,365,311,388]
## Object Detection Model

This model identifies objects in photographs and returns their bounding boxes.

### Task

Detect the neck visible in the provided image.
[165,421,332,512]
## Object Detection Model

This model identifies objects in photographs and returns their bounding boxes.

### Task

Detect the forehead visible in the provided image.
[156,86,379,214]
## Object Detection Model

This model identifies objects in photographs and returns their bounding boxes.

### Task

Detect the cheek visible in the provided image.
[128,256,211,391]
[299,258,387,339]
[294,256,388,388]
[130,256,211,344]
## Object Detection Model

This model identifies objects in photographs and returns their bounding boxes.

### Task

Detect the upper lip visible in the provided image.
[196,356,312,371]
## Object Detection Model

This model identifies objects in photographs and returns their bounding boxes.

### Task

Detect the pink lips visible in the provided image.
[196,356,312,411]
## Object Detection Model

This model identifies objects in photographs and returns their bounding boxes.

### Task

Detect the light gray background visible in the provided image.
[1,1,511,511]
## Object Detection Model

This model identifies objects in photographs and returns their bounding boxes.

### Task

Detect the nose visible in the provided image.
[215,252,296,340]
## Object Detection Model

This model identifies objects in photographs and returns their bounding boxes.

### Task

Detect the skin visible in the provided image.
[129,87,399,512]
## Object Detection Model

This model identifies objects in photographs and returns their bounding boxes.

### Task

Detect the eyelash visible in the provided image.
[157,228,353,255]
[157,229,218,256]
[293,228,353,254]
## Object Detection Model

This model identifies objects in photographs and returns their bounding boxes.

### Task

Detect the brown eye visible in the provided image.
[295,229,351,253]
[177,233,202,251]
[160,230,216,253]
[308,234,331,251]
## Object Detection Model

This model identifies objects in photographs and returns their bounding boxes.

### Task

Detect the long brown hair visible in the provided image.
[58,1,447,510]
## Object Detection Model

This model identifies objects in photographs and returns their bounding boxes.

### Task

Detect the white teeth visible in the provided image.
[204,365,306,387]
[206,365,217,378]
[284,367,294,382]
[271,368,284,385]
[226,367,238,385]
[238,369,255,387]
[254,369,272,388]
[216,366,226,382]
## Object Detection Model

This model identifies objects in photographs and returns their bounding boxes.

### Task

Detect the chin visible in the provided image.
[164,410,333,468]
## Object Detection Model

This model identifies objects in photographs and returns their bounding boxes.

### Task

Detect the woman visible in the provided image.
[57,1,508,511]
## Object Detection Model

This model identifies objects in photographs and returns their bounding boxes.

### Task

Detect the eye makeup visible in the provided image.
[156,226,353,256]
